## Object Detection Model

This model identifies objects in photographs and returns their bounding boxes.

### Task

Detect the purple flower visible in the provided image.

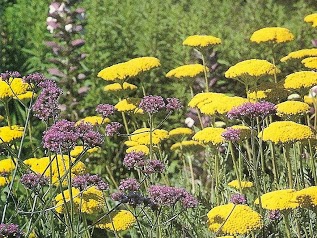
[166,97,183,112]
[73,174,108,191]
[111,191,144,207]
[43,119,79,153]
[105,122,122,136]
[139,95,165,114]
[230,193,247,205]
[32,80,62,121]
[222,128,242,142]
[0,71,21,82]
[143,160,165,174]
[76,122,104,147]
[148,185,198,209]
[268,210,281,221]
[23,72,46,86]
[227,101,276,119]
[123,152,145,169]
[0,223,23,238]
[96,104,116,118]
[20,173,48,190]
[118,178,140,192]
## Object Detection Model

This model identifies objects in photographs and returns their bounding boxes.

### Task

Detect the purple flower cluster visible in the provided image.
[23,72,47,86]
[230,193,247,205]
[32,80,62,121]
[227,101,276,119]
[268,210,281,221]
[72,174,108,191]
[105,122,122,136]
[139,95,165,114]
[20,173,48,190]
[148,185,198,209]
[111,191,157,208]
[123,152,146,169]
[43,120,104,152]
[0,71,21,82]
[0,223,23,238]
[222,128,242,142]
[96,104,116,118]
[166,97,183,111]
[118,178,140,192]
[143,160,165,174]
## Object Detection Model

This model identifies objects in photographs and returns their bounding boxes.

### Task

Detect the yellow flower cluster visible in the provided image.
[284,71,317,90]
[115,98,139,112]
[170,140,205,152]
[104,82,137,92]
[70,146,99,157]
[259,121,314,144]
[247,81,289,103]
[294,186,317,208]
[77,116,110,125]
[55,186,105,214]
[250,27,294,44]
[276,101,310,117]
[130,128,169,145]
[14,91,34,100]
[207,203,263,235]
[168,127,193,138]
[301,57,317,69]
[97,57,160,81]
[96,210,136,231]
[0,77,29,99]
[126,145,149,155]
[225,59,280,80]
[0,177,9,187]
[280,48,317,62]
[24,155,87,186]
[0,158,16,174]
[199,96,247,115]
[304,13,317,27]
[188,92,226,108]
[166,64,207,79]
[183,35,221,47]
[255,189,299,210]
[0,125,24,143]
[228,180,253,190]
[193,127,225,146]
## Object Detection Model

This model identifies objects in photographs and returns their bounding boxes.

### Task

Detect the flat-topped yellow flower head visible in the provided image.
[166,64,207,79]
[304,13,317,27]
[259,121,314,144]
[0,158,16,174]
[183,35,221,47]
[207,203,263,235]
[294,186,317,209]
[0,77,29,99]
[104,82,137,92]
[284,71,317,90]
[228,180,253,190]
[250,27,294,44]
[170,140,205,152]
[247,81,289,103]
[76,116,110,125]
[0,125,24,143]
[276,101,310,117]
[188,92,226,108]
[96,210,136,231]
[301,57,317,69]
[281,49,317,62]
[130,128,169,145]
[193,127,225,146]
[115,98,140,112]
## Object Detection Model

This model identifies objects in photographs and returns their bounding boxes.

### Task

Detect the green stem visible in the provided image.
[229,142,242,193]
[121,112,130,135]
[187,155,195,193]
[283,145,293,188]
[4,99,11,127]
[149,114,153,161]
[201,52,209,92]
[283,213,292,238]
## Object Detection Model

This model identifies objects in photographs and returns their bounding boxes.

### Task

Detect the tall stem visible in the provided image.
[201,53,209,92]
[283,145,293,188]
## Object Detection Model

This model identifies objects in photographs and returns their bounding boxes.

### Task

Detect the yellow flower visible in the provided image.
[166,64,207,79]
[281,48,317,62]
[225,59,280,85]
[247,81,289,103]
[188,92,226,108]
[304,95,315,105]
[115,98,139,112]
[0,177,9,187]
[0,77,28,99]
[284,71,317,90]
[250,27,294,44]
[207,203,263,235]
[103,82,137,92]
[304,13,317,27]
[14,91,34,100]
[183,35,221,47]
[170,140,205,152]
[259,121,314,144]
[76,116,110,125]
[228,180,253,190]
[169,127,193,138]
[126,145,149,155]
[124,140,140,147]
[130,128,168,145]
[97,57,160,81]
[294,186,317,208]
[199,96,247,115]
[70,146,99,157]
[193,127,225,146]
[24,155,87,186]
[255,189,299,211]
[301,57,317,69]
[55,186,105,214]
[0,158,16,174]
[96,210,136,231]
[276,101,310,117]
[0,125,24,143]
